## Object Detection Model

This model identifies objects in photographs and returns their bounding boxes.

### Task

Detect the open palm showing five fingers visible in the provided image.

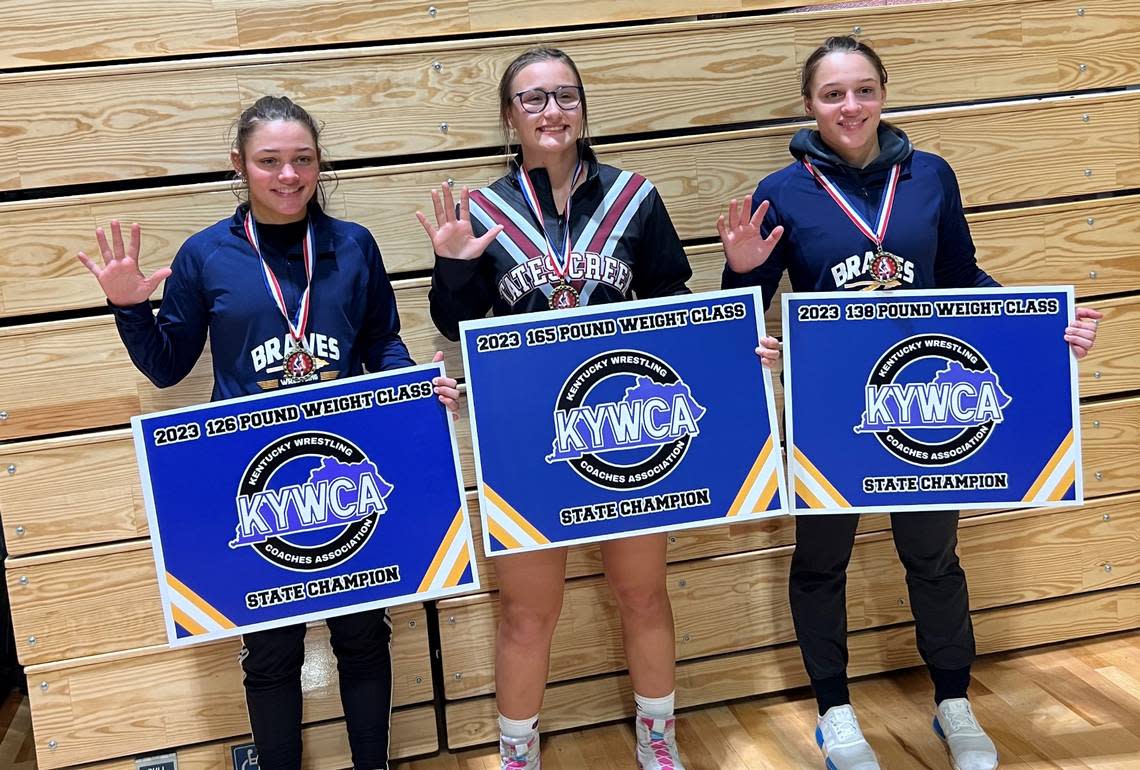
[76,220,172,307]
[718,197,785,275]
[416,183,503,260]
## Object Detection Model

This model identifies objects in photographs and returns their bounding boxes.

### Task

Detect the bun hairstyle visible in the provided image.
[800,35,889,100]
[230,95,335,206]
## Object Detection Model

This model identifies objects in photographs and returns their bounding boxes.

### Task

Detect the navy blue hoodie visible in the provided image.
[112,202,413,399]
[722,125,997,307]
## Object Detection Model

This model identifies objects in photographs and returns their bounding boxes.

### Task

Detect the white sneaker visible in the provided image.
[635,716,686,770]
[815,705,881,770]
[500,731,540,770]
[934,698,998,770]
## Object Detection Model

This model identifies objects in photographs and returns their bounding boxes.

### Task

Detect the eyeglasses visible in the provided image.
[514,85,583,114]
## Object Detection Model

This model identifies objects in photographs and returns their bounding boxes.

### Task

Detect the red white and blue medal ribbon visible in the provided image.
[515,157,584,284]
[243,211,316,353]
[803,158,900,253]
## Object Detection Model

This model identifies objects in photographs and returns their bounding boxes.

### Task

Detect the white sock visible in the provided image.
[498,712,539,739]
[635,691,675,719]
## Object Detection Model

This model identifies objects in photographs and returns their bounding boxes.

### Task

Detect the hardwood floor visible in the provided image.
[3,630,1138,769]
[0,684,33,770]
[400,631,1140,770]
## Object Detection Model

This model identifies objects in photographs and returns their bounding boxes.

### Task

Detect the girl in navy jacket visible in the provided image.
[719,37,1101,770]
[78,96,460,770]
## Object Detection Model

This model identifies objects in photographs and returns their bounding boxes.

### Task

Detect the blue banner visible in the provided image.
[461,289,786,555]
[132,364,477,646]
[782,287,1082,514]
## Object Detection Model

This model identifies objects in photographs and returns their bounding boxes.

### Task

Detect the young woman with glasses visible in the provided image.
[717,36,1101,770]
[418,46,692,770]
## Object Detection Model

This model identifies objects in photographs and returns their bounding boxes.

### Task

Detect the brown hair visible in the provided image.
[229,95,335,206]
[800,35,889,99]
[497,47,591,160]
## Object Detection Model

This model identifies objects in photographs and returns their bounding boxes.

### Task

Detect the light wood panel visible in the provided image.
[2,369,1132,559]
[0,277,446,442]
[4,112,1140,319]
[66,704,438,770]
[2,0,1138,189]
[443,582,1140,747]
[1082,396,1140,499]
[437,498,1140,700]
[611,92,1140,240]
[22,607,433,769]
[0,245,718,443]
[1076,295,1140,398]
[970,194,1140,298]
[0,0,855,69]
[1,263,1131,448]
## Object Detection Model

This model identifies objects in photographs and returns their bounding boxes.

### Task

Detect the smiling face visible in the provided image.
[232,119,320,224]
[506,59,585,164]
[804,51,887,168]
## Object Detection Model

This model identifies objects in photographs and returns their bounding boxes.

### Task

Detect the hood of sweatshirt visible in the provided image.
[789,123,913,174]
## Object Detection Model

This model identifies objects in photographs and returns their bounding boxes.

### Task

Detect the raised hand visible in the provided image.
[76,220,171,307]
[1066,306,1104,359]
[416,183,503,261]
[430,350,462,420]
[718,197,785,274]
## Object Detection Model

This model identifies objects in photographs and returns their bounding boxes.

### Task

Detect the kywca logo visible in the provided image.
[545,350,705,490]
[230,431,393,571]
[854,335,1012,467]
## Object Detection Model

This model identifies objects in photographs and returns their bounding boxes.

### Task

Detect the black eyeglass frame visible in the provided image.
[512,85,584,114]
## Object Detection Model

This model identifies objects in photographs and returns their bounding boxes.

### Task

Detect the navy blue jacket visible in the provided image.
[112,203,413,400]
[722,125,997,307]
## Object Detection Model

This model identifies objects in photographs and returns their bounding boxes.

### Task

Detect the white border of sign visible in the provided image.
[460,287,787,556]
[781,285,1083,515]
[131,362,478,646]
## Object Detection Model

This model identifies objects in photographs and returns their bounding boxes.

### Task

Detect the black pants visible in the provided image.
[241,608,393,770]
[789,511,975,711]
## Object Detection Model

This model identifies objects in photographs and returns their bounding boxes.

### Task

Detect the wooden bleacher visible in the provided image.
[1,1,1138,768]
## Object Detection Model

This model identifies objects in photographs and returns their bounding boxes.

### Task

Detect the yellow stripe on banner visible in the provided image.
[418,508,465,593]
[1023,430,1074,501]
[484,485,550,545]
[793,447,851,508]
[487,516,523,551]
[167,573,236,630]
[794,473,828,509]
[443,549,471,588]
[1047,464,1077,502]
[727,437,773,517]
[754,469,780,513]
[171,605,207,636]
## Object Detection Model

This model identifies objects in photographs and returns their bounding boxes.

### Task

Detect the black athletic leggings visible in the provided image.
[789,511,975,712]
[241,607,393,769]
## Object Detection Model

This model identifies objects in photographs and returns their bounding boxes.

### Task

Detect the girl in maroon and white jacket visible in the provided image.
[418,46,692,770]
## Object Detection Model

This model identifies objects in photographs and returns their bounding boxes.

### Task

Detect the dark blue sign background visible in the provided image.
[133,365,475,645]
[783,288,1081,513]
[462,290,785,555]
